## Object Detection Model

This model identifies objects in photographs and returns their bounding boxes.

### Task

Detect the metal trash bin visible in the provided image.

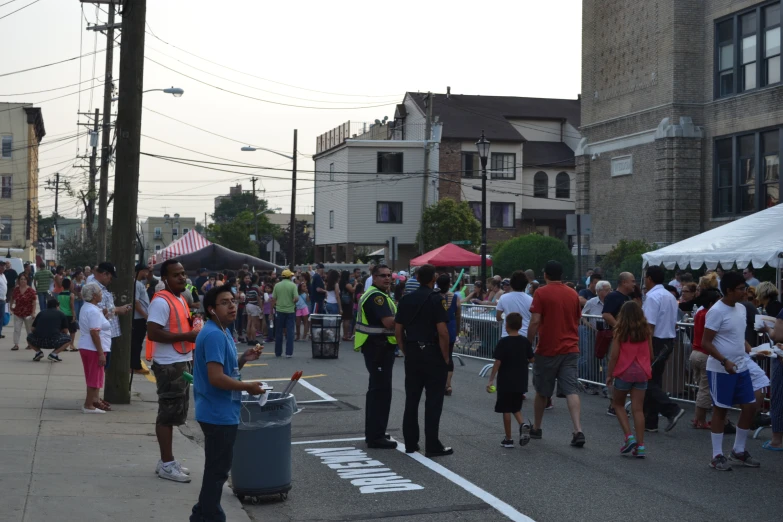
[310,314,341,359]
[231,392,296,501]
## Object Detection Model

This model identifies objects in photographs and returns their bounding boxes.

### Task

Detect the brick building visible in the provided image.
[578,0,783,255]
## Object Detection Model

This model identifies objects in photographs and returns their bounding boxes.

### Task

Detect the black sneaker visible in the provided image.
[519,423,531,446]
[665,409,685,432]
[367,438,397,449]
[501,438,514,448]
[48,353,62,362]
[405,444,420,454]
[529,428,543,439]
[33,351,44,362]
[645,427,659,433]
[607,406,617,417]
[571,431,586,447]
[425,447,454,458]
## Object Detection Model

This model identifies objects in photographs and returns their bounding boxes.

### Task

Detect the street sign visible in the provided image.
[451,240,472,245]
[566,214,592,236]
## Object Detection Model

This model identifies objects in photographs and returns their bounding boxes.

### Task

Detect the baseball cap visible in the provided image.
[97,262,118,277]
[134,263,149,273]
[281,269,294,278]
[315,263,325,269]
[502,278,511,286]
[198,267,208,274]
[398,270,408,277]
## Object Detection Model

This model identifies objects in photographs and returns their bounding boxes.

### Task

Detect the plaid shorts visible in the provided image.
[151,361,192,426]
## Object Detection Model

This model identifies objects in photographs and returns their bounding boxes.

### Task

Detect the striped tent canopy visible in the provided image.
[155,230,212,263]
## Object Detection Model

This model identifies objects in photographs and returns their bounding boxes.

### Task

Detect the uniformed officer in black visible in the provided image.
[355,264,398,449]
[394,263,453,457]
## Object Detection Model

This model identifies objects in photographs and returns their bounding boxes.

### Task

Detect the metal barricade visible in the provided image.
[577,314,608,388]
[455,304,502,375]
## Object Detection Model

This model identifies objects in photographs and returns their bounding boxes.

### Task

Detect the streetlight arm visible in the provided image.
[240,146,294,160]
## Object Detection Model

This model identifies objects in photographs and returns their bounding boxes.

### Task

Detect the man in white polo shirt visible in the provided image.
[641,266,685,432]
[701,271,760,471]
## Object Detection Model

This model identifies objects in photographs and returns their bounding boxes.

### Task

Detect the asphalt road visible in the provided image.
[192,340,783,522]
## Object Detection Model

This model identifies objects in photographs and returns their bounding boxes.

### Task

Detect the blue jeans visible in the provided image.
[274,312,296,356]
[37,292,48,313]
[74,299,84,321]
[0,299,5,337]
[190,422,238,522]
[325,302,339,315]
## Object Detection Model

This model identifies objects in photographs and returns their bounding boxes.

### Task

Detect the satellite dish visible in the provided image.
[374,119,381,125]
[382,116,388,123]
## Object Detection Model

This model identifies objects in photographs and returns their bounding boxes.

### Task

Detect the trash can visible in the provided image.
[231,392,296,501]
[310,314,341,359]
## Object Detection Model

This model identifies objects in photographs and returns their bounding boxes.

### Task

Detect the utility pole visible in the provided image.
[289,129,297,270]
[87,108,100,247]
[44,172,64,255]
[96,2,116,262]
[105,0,147,405]
[251,176,258,240]
[204,212,208,239]
[419,92,433,253]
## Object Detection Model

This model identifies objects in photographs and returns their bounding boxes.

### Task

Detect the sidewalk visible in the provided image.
[0,336,250,522]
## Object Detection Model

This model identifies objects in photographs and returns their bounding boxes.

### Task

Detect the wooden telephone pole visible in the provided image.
[104,0,146,404]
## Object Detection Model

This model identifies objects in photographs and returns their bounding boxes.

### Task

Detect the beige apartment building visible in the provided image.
[0,103,45,262]
[142,213,197,256]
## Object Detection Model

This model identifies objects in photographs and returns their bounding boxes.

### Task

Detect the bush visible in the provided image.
[492,234,575,280]
[416,198,480,253]
[601,239,654,280]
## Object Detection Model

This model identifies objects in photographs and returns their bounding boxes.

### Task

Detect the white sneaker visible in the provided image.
[156,459,190,475]
[157,461,191,483]
[82,407,106,414]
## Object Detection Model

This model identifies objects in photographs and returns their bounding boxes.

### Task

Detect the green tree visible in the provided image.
[415,198,480,253]
[58,228,112,268]
[601,239,654,280]
[208,210,259,257]
[37,211,62,241]
[492,234,575,280]
[212,192,269,224]
[277,220,314,265]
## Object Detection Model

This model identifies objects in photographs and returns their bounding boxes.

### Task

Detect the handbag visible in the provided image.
[595,329,613,359]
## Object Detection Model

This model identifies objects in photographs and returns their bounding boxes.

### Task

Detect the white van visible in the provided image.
[3,257,24,275]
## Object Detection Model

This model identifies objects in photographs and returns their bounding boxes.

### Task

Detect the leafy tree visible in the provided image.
[415,198,480,253]
[492,234,575,280]
[208,210,259,257]
[37,211,62,241]
[212,193,269,224]
[58,228,112,268]
[601,239,654,280]
[277,220,314,265]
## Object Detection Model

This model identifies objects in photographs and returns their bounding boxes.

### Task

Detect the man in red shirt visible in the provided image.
[527,260,585,447]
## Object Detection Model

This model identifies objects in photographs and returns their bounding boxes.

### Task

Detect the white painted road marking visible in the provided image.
[392,438,536,522]
[298,378,338,401]
[306,447,424,494]
[292,437,366,445]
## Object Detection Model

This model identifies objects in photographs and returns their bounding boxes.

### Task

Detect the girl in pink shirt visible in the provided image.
[606,301,653,458]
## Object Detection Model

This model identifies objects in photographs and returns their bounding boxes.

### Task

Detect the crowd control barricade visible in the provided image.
[455,304,501,375]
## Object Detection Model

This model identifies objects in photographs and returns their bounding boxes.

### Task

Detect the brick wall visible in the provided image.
[438,139,462,201]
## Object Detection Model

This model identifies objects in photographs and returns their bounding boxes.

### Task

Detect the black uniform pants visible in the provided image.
[402,343,448,451]
[644,337,680,428]
[131,318,147,370]
[362,339,396,442]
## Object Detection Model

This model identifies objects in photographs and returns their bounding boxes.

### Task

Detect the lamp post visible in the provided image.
[475,131,490,285]
[241,130,298,270]
[111,86,184,102]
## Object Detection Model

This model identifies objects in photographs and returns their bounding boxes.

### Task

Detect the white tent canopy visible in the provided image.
[642,204,783,270]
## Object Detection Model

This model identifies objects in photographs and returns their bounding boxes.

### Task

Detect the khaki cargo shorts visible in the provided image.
[151,361,192,426]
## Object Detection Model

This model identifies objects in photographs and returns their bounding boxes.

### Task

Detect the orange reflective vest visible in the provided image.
[144,290,194,361]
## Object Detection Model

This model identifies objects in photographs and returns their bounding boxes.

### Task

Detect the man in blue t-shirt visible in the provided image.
[192,285,265,521]
[310,263,326,313]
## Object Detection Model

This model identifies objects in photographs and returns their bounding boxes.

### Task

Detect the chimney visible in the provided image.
[446,86,451,99]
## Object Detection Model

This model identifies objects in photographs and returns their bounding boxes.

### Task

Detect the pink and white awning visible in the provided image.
[154,230,211,263]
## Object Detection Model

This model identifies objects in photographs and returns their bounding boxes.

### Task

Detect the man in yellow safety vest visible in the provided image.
[354,263,398,449]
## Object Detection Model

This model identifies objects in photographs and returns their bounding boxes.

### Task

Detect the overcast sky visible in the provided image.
[2,0,582,226]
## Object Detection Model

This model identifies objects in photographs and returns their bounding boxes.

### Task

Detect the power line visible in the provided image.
[145,57,399,110]
[0,76,102,97]
[0,44,117,79]
[0,0,41,21]
[0,0,22,9]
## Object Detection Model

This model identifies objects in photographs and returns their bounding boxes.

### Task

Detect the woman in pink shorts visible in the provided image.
[295,282,310,341]
[78,283,112,414]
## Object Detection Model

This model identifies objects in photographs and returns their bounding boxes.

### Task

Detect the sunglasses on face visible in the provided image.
[376,273,392,278]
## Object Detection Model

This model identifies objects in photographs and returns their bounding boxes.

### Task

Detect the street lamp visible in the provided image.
[476,130,490,285]
[112,87,184,102]
[241,131,298,270]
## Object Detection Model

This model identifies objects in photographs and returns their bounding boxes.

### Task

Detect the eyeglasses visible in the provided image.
[217,300,238,307]
[376,273,392,278]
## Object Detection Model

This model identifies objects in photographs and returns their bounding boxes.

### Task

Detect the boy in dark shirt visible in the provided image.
[487,312,535,448]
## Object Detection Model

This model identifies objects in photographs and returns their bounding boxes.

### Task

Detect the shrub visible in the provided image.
[492,234,575,280]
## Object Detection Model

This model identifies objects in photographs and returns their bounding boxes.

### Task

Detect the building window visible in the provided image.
[1,176,10,198]
[490,203,514,228]
[329,210,334,229]
[534,171,548,198]
[329,162,335,181]
[154,227,162,238]
[716,1,783,98]
[172,228,179,237]
[714,128,783,216]
[0,216,11,241]
[462,152,479,178]
[469,202,482,222]
[155,244,161,252]
[376,202,402,223]
[490,153,515,179]
[1,137,10,159]
[182,228,189,235]
[555,172,570,199]
[377,152,403,174]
